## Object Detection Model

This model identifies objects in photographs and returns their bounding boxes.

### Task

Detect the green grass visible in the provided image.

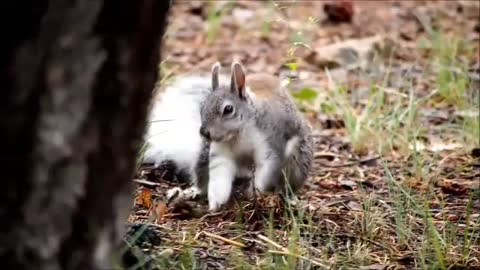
[205,1,236,44]
[260,0,276,38]
[417,18,479,148]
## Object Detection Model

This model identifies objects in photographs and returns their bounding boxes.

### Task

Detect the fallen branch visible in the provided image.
[202,231,246,248]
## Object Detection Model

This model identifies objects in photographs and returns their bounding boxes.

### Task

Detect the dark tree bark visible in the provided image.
[0,1,170,269]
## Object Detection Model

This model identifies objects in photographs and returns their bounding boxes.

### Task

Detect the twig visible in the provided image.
[257,234,288,252]
[133,179,161,187]
[318,156,381,168]
[202,231,246,248]
[199,211,224,221]
[314,151,342,159]
[267,250,329,268]
[377,86,409,98]
[259,234,329,268]
[339,234,396,255]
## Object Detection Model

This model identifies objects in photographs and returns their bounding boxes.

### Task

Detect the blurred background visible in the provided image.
[158,0,479,153]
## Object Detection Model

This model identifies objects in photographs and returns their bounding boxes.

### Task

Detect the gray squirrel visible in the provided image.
[143,61,313,212]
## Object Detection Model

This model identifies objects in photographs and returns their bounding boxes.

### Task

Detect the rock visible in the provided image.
[471,148,480,158]
[323,0,354,23]
[306,35,385,69]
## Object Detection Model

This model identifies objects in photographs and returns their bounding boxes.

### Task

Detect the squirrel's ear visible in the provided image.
[211,62,221,91]
[230,61,246,99]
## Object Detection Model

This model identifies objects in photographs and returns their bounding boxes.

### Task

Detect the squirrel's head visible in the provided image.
[200,61,254,143]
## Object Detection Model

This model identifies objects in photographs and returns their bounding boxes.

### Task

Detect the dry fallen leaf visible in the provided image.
[136,187,153,209]
[403,177,428,191]
[154,201,168,224]
[347,200,363,211]
[318,180,340,189]
[438,180,468,196]
[339,179,358,190]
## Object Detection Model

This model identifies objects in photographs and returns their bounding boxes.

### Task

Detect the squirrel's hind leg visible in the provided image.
[253,154,282,194]
[282,134,314,193]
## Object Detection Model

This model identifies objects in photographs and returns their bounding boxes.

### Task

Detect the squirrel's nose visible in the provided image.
[199,126,210,140]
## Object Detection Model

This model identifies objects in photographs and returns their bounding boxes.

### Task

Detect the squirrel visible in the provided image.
[143,61,314,212]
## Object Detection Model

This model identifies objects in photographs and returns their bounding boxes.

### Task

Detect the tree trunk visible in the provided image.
[0,1,170,269]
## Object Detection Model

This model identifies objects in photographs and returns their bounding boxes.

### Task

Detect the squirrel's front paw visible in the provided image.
[166,186,204,204]
[208,188,231,212]
[166,187,184,203]
[184,186,204,199]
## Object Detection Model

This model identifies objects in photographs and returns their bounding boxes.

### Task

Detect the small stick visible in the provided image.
[267,250,329,268]
[202,231,246,248]
[314,151,342,159]
[257,234,288,252]
[199,211,224,221]
[259,235,329,268]
[318,156,381,168]
[133,179,161,187]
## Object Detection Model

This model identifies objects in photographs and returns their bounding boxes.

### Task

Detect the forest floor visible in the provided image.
[126,1,480,269]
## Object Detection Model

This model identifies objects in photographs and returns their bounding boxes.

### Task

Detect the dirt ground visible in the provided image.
[127,1,479,269]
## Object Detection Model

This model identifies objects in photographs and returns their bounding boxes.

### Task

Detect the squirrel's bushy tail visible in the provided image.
[142,76,212,182]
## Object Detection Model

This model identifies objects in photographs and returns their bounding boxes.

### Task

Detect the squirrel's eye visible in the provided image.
[223,105,234,116]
